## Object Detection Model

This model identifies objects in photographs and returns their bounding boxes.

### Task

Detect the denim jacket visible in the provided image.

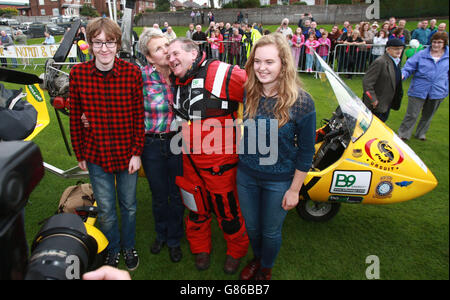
[402,46,449,100]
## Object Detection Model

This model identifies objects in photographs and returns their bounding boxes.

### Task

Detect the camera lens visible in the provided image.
[25,213,99,280]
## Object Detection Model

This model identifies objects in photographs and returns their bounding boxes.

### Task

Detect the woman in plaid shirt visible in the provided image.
[138,28,184,263]
[69,17,144,271]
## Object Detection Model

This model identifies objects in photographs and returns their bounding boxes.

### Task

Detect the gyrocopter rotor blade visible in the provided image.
[43,19,81,97]
[0,67,43,85]
[42,19,81,156]
[52,19,81,65]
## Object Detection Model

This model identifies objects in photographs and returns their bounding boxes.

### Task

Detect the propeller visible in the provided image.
[0,67,43,85]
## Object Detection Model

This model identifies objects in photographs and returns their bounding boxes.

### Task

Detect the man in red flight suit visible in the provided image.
[167,37,248,274]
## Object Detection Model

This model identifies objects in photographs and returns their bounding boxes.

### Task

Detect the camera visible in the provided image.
[0,141,104,280]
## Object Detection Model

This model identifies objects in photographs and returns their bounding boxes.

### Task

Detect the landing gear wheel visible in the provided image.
[296,199,341,222]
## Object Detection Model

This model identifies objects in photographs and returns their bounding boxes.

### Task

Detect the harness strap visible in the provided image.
[225,64,233,101]
[200,163,238,176]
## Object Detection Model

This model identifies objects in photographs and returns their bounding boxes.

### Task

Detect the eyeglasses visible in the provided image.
[92,41,117,48]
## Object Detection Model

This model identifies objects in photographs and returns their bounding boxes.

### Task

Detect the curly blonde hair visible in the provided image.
[244,33,304,128]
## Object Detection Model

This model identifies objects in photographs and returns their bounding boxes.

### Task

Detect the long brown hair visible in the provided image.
[244,33,304,128]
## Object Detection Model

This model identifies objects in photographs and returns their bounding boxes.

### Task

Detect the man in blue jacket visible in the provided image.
[411,21,431,46]
[397,32,449,141]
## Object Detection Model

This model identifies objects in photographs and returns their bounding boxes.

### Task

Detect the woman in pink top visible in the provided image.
[316,30,331,71]
[304,33,320,72]
[208,31,220,59]
[291,27,305,70]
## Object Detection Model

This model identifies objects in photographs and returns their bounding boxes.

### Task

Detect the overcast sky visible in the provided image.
[0,0,29,4]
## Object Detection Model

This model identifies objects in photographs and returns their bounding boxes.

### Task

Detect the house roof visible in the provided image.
[171,0,184,7]
[0,4,29,9]
[183,1,202,9]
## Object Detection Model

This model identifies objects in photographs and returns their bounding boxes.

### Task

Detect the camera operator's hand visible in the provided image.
[83,266,131,280]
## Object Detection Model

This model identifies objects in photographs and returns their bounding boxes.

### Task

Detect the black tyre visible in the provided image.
[296,199,341,222]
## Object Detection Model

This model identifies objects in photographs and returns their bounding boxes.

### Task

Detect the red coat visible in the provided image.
[175,58,247,156]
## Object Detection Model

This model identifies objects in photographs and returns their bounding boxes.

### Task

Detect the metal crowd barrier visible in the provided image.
[331,44,429,76]
[193,40,249,68]
[331,43,385,75]
[193,39,333,73]
[194,39,331,71]
[2,41,429,78]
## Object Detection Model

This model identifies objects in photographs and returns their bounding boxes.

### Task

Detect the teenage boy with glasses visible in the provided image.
[69,17,144,271]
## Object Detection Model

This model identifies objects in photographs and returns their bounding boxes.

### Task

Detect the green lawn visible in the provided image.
[3,23,449,280]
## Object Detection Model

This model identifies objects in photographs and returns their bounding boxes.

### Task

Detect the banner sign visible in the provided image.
[0,44,77,59]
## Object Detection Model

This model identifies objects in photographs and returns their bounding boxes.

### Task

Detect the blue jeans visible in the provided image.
[141,136,184,247]
[87,162,138,254]
[236,168,291,269]
[305,53,314,70]
[316,56,327,71]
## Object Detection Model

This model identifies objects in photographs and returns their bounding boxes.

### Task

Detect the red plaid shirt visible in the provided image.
[69,58,144,173]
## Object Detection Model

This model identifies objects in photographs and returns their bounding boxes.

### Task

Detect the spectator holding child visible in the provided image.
[398,20,411,44]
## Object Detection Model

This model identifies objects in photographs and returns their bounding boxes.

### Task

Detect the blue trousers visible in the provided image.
[305,53,315,70]
[236,168,291,269]
[141,136,184,247]
[87,162,138,254]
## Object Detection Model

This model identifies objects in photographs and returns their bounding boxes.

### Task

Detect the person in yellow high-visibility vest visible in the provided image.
[241,23,262,59]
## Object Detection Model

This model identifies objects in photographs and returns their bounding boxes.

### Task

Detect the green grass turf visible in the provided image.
[3,22,448,280]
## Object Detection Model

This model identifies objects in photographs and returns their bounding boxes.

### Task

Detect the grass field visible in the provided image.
[2,22,449,280]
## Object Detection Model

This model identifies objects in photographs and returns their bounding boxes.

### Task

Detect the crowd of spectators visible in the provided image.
[150,14,448,76]
[1,13,448,74]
